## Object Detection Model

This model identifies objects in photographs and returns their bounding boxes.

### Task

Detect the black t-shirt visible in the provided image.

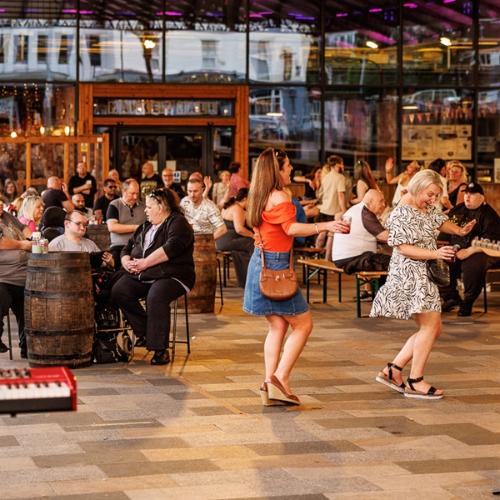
[447,202,500,248]
[140,174,162,199]
[42,188,68,209]
[93,195,118,222]
[68,173,97,208]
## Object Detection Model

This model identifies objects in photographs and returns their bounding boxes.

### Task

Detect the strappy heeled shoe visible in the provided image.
[404,376,444,400]
[259,382,286,406]
[267,375,300,405]
[375,363,406,394]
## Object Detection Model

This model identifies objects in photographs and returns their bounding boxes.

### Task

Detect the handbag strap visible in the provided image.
[256,227,294,271]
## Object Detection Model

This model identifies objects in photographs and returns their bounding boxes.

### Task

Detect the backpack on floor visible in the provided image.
[93,329,135,364]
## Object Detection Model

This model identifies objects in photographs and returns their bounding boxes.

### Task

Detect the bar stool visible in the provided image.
[170,293,190,361]
[2,313,13,361]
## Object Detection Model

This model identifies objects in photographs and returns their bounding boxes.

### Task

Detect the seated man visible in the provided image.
[42,176,74,211]
[0,198,33,356]
[332,189,390,281]
[49,210,114,268]
[180,178,227,241]
[72,193,93,219]
[440,182,500,316]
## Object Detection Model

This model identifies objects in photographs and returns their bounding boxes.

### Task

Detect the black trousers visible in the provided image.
[216,232,254,288]
[111,274,185,351]
[440,253,500,306]
[0,283,25,350]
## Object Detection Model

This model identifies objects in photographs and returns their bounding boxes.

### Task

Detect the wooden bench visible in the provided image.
[296,258,343,304]
[355,271,388,318]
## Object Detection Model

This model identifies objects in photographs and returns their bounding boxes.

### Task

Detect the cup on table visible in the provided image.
[341,215,352,233]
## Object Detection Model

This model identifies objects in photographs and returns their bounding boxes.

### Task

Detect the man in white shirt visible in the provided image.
[318,155,347,220]
[332,190,390,274]
[180,178,227,240]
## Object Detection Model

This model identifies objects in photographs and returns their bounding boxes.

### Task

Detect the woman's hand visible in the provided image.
[102,252,114,268]
[121,256,135,273]
[385,157,394,173]
[456,219,476,236]
[325,220,350,234]
[129,258,149,274]
[436,245,456,261]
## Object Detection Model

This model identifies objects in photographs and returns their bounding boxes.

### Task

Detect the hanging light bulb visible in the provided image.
[10,131,17,138]
[40,126,45,135]
[64,125,71,136]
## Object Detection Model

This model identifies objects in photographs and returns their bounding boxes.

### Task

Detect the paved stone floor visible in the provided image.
[1,275,500,499]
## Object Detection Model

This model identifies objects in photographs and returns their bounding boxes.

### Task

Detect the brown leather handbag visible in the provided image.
[257,229,298,301]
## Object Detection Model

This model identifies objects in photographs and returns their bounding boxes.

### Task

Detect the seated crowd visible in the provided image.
[0,156,499,364]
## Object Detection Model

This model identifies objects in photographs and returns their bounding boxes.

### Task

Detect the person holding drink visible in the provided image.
[370,170,475,399]
[244,148,350,406]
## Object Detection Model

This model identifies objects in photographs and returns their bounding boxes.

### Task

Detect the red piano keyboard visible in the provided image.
[0,367,77,415]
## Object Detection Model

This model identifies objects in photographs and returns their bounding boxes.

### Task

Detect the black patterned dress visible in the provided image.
[370,204,448,320]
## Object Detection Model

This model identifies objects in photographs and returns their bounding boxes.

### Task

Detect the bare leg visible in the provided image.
[273,310,313,394]
[401,311,442,394]
[264,315,289,383]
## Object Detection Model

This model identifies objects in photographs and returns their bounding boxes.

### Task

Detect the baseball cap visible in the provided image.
[464,182,484,195]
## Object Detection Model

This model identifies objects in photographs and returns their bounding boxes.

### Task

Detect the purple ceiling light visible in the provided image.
[403,2,418,8]
[336,12,348,17]
[369,8,383,13]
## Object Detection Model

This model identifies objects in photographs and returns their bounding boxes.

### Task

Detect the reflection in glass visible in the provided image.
[0,83,75,137]
[164,0,246,83]
[324,90,397,172]
[250,87,321,169]
[213,127,234,172]
[249,2,320,83]
[477,90,499,182]
[325,1,398,86]
[0,2,78,81]
[30,143,65,180]
[478,3,500,87]
[403,0,473,86]
[402,88,473,164]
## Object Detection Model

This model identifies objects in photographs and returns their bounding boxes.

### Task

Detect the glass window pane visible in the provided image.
[164,1,246,83]
[0,1,77,81]
[479,2,500,87]
[478,90,499,183]
[249,2,320,84]
[0,83,75,137]
[79,1,163,82]
[403,1,474,86]
[402,88,473,164]
[324,89,397,173]
[250,87,321,171]
[325,1,399,86]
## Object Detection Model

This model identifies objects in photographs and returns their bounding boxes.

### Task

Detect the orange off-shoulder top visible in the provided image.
[255,201,296,252]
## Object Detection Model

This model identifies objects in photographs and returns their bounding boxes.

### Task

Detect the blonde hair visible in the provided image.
[246,148,286,228]
[18,195,43,221]
[447,161,468,184]
[407,170,443,197]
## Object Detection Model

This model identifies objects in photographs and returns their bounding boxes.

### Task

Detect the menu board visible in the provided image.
[402,125,472,161]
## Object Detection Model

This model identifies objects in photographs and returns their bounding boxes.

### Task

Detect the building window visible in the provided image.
[58,34,72,65]
[250,41,270,80]
[86,35,101,67]
[38,35,48,64]
[15,35,28,64]
[201,40,218,70]
[282,50,293,81]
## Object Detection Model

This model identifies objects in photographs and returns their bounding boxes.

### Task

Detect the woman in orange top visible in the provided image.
[244,148,349,406]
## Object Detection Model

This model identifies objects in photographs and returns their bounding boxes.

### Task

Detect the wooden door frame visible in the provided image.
[78,83,249,179]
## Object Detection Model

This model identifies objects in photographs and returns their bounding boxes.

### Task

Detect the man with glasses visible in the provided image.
[106,179,146,267]
[49,211,112,266]
[93,178,119,224]
[161,167,185,200]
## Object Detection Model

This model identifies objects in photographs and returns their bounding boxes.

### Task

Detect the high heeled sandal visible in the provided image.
[267,375,301,405]
[259,382,286,406]
[375,363,406,394]
[404,376,444,400]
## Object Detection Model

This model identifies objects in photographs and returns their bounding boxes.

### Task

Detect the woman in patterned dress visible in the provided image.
[370,170,475,399]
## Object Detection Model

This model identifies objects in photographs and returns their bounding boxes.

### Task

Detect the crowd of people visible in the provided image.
[0,154,499,406]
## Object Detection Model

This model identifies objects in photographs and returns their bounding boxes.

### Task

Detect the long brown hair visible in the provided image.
[354,160,378,190]
[246,148,287,227]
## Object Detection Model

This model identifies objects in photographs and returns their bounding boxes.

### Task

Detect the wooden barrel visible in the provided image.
[25,252,95,368]
[188,233,217,313]
[85,224,111,251]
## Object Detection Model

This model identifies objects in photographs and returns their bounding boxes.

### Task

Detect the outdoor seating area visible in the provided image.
[1,272,500,498]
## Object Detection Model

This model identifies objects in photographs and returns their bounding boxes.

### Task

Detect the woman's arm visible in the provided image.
[385,157,401,185]
[398,244,456,261]
[455,185,466,206]
[286,219,349,237]
[439,219,476,236]
[233,206,254,238]
[350,180,368,204]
